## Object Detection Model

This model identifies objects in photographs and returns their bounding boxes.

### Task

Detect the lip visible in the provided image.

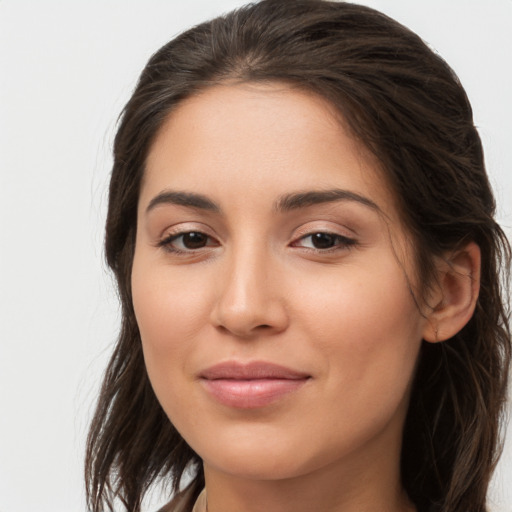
[199,361,311,409]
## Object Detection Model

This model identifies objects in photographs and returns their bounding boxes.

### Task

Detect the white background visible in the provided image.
[0,1,511,511]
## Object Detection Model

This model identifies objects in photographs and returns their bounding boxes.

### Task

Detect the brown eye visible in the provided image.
[181,232,209,249]
[159,231,217,253]
[310,233,338,249]
[293,232,357,251]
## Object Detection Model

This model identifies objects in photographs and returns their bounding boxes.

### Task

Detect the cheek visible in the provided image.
[131,254,212,400]
[297,257,421,336]
[288,264,423,459]
[295,259,424,392]
[131,261,213,435]
[132,255,206,343]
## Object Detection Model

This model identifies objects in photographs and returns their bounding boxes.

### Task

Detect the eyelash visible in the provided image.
[158,231,218,254]
[158,230,357,254]
[292,232,357,252]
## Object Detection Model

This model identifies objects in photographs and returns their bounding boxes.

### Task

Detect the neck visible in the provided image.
[204,469,414,512]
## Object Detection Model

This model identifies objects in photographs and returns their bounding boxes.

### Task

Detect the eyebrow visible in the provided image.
[146,190,220,213]
[275,189,380,213]
[145,188,380,215]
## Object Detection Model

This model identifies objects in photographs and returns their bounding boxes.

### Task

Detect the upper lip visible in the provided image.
[199,361,310,380]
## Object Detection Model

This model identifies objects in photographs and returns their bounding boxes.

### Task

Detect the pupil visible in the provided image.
[312,233,336,249]
[183,232,207,249]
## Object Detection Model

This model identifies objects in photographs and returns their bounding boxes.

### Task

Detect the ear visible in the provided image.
[422,242,481,343]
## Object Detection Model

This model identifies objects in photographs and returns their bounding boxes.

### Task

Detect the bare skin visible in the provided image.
[132,83,480,512]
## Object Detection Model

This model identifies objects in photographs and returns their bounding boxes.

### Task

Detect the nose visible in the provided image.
[210,245,289,338]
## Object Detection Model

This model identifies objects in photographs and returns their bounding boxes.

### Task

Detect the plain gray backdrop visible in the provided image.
[1,1,511,511]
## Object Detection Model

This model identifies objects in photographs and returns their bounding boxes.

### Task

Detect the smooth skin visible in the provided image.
[132,83,480,512]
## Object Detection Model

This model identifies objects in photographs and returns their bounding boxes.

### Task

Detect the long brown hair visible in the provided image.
[85,1,511,511]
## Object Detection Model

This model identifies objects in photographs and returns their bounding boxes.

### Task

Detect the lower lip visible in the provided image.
[201,378,308,409]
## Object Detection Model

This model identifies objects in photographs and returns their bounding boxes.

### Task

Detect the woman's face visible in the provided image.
[132,83,430,482]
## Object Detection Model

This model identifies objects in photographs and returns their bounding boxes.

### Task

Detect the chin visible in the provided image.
[189,427,311,480]
[192,427,352,483]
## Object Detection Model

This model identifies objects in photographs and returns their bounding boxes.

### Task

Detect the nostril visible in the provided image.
[210,291,289,337]
[214,322,275,338]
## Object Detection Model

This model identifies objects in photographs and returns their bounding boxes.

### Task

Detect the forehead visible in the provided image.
[142,82,399,224]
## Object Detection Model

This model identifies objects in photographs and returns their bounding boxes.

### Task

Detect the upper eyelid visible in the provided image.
[158,231,355,255]
[296,231,355,240]
[154,225,220,253]
[160,230,218,243]
[155,220,359,244]
[291,222,358,239]
[157,231,220,254]
[292,232,356,246]
[159,222,216,239]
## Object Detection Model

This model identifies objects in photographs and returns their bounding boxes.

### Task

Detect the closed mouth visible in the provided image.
[199,360,311,409]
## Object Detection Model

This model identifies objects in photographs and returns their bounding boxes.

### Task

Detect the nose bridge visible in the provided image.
[228,241,269,307]
[211,237,287,336]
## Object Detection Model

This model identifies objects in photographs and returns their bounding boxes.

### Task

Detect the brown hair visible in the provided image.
[85,1,511,511]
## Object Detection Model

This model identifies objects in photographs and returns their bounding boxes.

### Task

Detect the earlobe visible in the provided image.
[422,242,481,343]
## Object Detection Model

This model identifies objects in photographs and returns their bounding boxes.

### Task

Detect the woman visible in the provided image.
[85,1,511,511]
